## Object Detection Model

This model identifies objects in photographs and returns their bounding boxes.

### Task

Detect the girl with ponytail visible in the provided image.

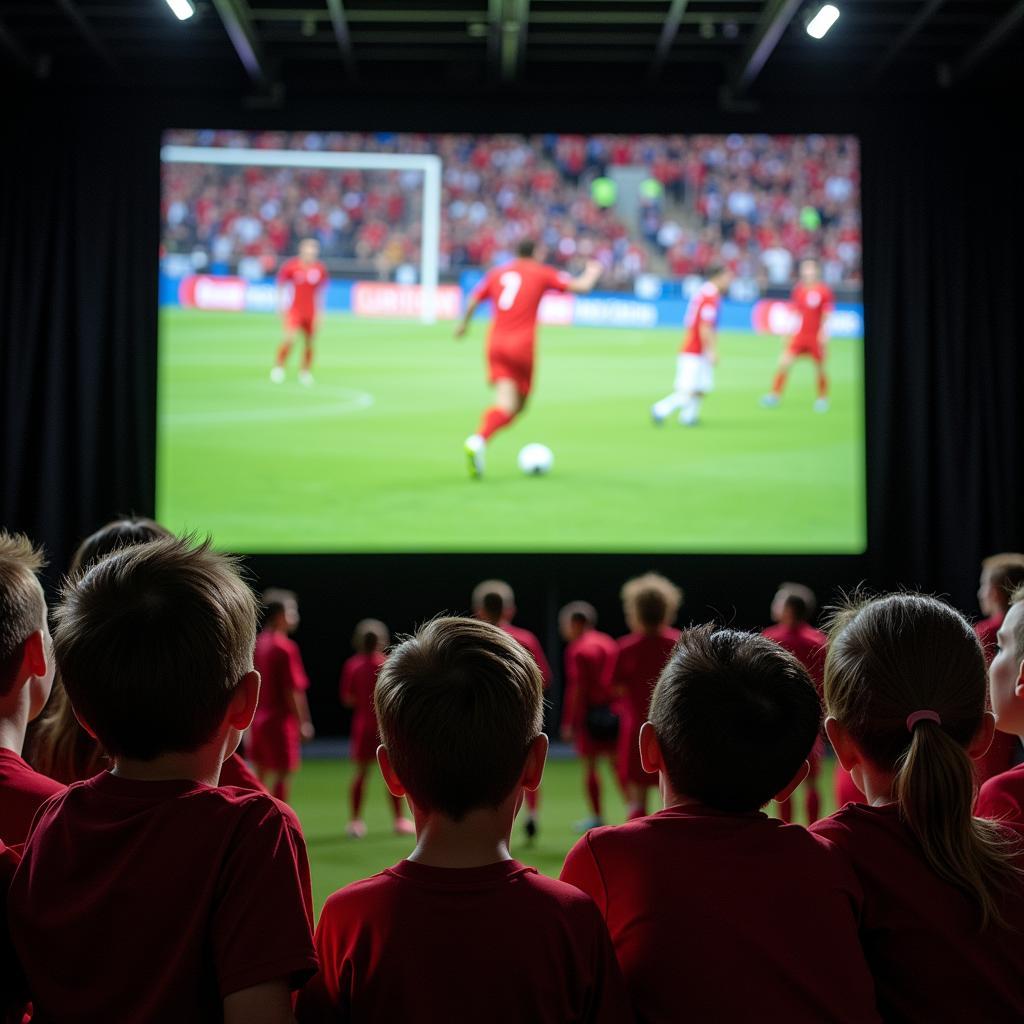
[810,593,1024,1021]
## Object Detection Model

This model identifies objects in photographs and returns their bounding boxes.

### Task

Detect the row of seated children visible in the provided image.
[4,530,1024,1019]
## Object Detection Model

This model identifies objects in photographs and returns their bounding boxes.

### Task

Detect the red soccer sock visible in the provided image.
[776,796,793,823]
[275,341,293,367]
[390,793,404,819]
[772,370,787,396]
[816,369,828,399]
[301,344,314,372]
[477,406,514,441]
[585,767,602,818]
[350,770,366,819]
[272,778,289,802]
[524,787,539,814]
[806,788,821,824]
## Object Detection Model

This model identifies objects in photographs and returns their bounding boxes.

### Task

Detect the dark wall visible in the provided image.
[1,91,1021,734]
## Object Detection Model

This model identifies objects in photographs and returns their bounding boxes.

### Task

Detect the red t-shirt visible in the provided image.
[0,747,65,848]
[295,859,633,1023]
[614,629,680,726]
[278,258,328,318]
[681,282,721,355]
[9,773,317,1022]
[339,651,386,761]
[973,614,1020,782]
[977,763,1024,824]
[501,622,552,686]
[471,258,570,349]
[811,802,1024,1020]
[761,622,827,693]
[561,630,618,736]
[561,804,879,1023]
[253,630,309,722]
[0,840,26,1020]
[218,751,267,793]
[791,282,834,342]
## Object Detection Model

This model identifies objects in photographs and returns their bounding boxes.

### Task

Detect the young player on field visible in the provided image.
[651,265,734,427]
[271,238,328,387]
[455,240,602,478]
[762,582,828,823]
[472,579,551,841]
[559,602,620,832]
[340,619,415,839]
[296,617,632,1024]
[761,258,834,412]
[561,626,879,1023]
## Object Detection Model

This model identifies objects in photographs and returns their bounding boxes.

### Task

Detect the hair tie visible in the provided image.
[906,709,941,732]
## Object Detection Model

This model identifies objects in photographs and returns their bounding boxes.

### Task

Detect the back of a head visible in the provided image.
[0,532,46,699]
[70,517,172,577]
[648,625,820,812]
[621,572,683,631]
[559,600,597,633]
[261,587,297,627]
[374,616,543,820]
[779,582,816,623]
[54,536,257,761]
[982,554,1024,610]
[354,618,389,654]
[825,592,1021,928]
[472,579,514,622]
[516,239,536,259]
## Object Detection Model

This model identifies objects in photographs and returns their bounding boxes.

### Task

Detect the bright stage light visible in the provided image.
[806,4,840,40]
[165,0,196,21]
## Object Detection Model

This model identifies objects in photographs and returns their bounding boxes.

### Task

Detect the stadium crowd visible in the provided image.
[2,518,1023,1021]
[162,130,861,292]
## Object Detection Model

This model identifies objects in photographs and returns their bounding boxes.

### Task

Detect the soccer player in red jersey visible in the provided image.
[651,265,733,427]
[561,626,879,1024]
[978,588,1024,823]
[340,618,415,839]
[248,588,315,802]
[296,617,632,1024]
[472,579,551,841]
[613,574,682,820]
[455,239,602,478]
[559,602,620,831]
[271,237,328,386]
[0,532,63,849]
[762,257,834,412]
[762,582,828,823]
[814,594,1024,1020]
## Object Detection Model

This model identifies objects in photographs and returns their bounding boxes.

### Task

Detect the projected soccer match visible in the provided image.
[158,130,864,554]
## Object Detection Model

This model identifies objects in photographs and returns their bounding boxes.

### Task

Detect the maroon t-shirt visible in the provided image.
[218,751,267,793]
[811,802,1024,1020]
[562,630,619,734]
[9,773,317,1022]
[977,763,1024,826]
[0,747,65,848]
[296,859,633,1023]
[561,804,879,1023]
[501,622,552,686]
[761,622,827,692]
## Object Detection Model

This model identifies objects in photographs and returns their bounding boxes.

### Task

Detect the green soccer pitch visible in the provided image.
[157,309,865,554]
[289,755,841,917]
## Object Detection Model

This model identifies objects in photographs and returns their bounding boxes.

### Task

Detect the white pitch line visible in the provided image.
[163,388,374,427]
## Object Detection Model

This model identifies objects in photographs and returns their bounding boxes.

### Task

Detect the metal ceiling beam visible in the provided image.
[868,0,946,82]
[211,0,270,86]
[649,0,689,79]
[500,0,530,82]
[950,0,1024,84]
[54,0,119,74]
[730,0,802,94]
[325,0,356,77]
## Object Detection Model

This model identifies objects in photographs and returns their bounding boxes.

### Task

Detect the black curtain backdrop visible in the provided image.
[1,94,1020,731]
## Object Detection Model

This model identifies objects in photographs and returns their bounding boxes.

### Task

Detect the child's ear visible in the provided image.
[521,733,548,792]
[1014,658,1024,699]
[20,630,48,681]
[824,716,859,773]
[226,671,261,732]
[774,760,810,804]
[967,710,996,762]
[376,745,407,798]
[638,721,662,775]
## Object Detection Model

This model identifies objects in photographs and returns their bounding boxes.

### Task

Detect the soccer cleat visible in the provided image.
[393,817,416,837]
[573,816,604,834]
[464,434,486,478]
[678,412,700,427]
[760,394,780,408]
[523,815,538,844]
[299,370,314,387]
[346,820,367,839]
[813,398,830,413]
[650,405,666,427]
[270,366,285,384]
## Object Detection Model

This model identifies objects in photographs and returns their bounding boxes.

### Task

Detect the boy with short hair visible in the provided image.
[248,587,315,802]
[296,616,632,1024]
[561,626,879,1023]
[762,581,828,822]
[559,601,619,831]
[0,532,63,847]
[8,538,317,1023]
[977,586,1024,823]
[472,578,551,840]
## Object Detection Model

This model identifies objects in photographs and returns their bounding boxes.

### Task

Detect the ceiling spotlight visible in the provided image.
[164,0,195,20]
[806,4,839,39]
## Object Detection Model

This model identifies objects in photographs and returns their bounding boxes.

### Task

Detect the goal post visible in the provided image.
[160,144,444,324]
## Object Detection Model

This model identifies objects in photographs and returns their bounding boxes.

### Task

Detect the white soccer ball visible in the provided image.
[517,443,554,476]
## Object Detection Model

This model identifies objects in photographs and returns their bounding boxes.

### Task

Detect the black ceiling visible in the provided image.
[1,0,1022,102]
